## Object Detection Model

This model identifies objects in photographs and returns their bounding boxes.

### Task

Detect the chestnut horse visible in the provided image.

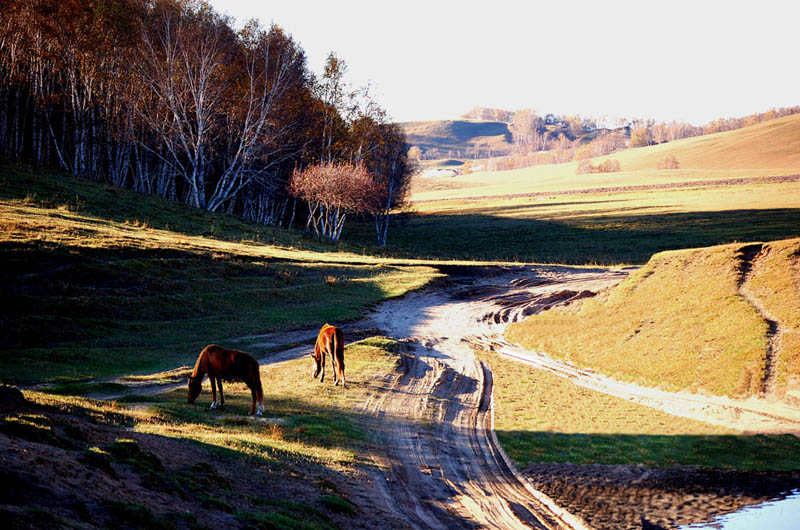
[312,324,345,387]
[187,344,264,415]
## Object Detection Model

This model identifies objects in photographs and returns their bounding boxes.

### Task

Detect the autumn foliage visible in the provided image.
[0,0,412,244]
[289,162,380,243]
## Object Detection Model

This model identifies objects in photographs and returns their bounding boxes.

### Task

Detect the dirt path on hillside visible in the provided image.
[737,244,783,397]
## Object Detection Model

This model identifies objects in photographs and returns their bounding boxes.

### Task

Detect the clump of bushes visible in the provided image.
[658,154,680,169]
[577,158,621,174]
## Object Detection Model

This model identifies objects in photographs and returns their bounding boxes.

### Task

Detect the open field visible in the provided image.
[1,337,412,529]
[505,238,800,399]
[348,180,800,264]
[479,349,800,530]
[0,164,441,385]
[480,350,800,470]
[411,113,800,202]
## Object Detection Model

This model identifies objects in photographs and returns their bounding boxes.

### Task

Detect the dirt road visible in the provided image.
[354,266,626,529]
[356,264,800,529]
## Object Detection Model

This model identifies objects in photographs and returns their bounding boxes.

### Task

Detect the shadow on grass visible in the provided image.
[0,242,394,385]
[347,208,800,264]
[496,430,800,471]
[0,161,350,254]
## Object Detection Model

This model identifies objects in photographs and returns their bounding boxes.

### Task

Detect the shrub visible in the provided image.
[577,158,621,174]
[658,154,680,169]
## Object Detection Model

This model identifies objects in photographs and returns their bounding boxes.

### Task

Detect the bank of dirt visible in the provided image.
[522,462,800,530]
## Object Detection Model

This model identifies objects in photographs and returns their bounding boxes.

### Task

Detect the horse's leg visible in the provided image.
[319,350,325,383]
[332,349,339,386]
[217,378,224,409]
[210,377,217,409]
[249,386,257,415]
[339,360,346,388]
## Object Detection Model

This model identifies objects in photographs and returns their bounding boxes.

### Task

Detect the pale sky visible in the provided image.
[210,0,799,126]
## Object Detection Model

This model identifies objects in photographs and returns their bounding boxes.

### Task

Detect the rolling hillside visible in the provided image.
[506,238,800,400]
[401,119,514,157]
[603,113,800,172]
[409,113,800,202]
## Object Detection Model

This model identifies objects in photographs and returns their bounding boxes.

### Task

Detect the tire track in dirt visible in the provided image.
[736,244,782,397]
[360,267,623,529]
[360,264,800,528]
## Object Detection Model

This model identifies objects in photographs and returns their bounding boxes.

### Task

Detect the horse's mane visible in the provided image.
[191,346,211,378]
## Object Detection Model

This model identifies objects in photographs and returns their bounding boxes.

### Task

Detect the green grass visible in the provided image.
[348,182,800,264]
[505,239,799,398]
[6,337,403,527]
[0,163,442,385]
[132,336,404,466]
[480,349,800,471]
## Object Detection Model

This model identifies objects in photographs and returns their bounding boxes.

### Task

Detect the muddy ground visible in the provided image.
[523,462,800,530]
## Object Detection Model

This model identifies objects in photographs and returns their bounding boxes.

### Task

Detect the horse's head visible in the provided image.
[311,352,321,379]
[187,375,202,403]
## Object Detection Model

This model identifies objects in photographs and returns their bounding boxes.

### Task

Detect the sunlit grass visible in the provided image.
[506,241,780,397]
[480,349,800,470]
[410,113,800,202]
[130,337,402,467]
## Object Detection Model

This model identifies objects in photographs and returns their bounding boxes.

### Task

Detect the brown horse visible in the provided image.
[312,324,345,387]
[187,344,264,415]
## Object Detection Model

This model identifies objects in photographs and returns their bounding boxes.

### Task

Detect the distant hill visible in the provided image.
[400,120,514,158]
[605,112,800,171]
[409,113,800,202]
[401,119,626,160]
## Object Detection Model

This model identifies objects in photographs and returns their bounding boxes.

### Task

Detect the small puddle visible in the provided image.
[678,490,800,529]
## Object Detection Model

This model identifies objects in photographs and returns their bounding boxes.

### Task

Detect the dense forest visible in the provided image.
[0,0,412,244]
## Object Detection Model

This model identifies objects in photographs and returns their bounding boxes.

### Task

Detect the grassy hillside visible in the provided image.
[505,238,800,399]
[607,113,800,172]
[401,119,513,155]
[410,113,800,202]
[0,163,441,384]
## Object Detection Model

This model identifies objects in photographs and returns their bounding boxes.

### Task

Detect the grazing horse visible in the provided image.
[187,344,264,415]
[312,324,345,387]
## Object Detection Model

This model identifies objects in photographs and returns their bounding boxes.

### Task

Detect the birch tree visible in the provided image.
[135,3,298,211]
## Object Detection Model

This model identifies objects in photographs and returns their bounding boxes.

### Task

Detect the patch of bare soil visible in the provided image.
[522,462,800,530]
[0,388,404,530]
